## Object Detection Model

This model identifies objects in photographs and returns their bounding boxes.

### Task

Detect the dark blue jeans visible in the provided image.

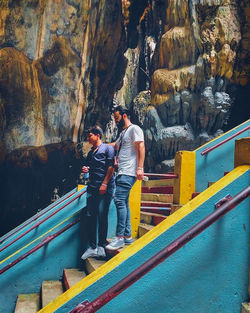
[114,175,136,237]
[85,192,113,249]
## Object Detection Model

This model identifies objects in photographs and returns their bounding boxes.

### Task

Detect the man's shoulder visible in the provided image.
[102,143,115,151]
[129,124,144,136]
[131,124,143,131]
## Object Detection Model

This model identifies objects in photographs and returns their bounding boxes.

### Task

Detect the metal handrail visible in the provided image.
[0,190,76,245]
[144,173,178,179]
[0,217,80,275]
[71,186,250,313]
[0,189,86,254]
[201,125,250,156]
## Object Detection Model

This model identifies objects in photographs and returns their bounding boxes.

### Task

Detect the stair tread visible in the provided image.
[141,211,167,226]
[141,200,171,206]
[63,268,87,290]
[85,257,106,274]
[141,211,167,218]
[14,293,40,313]
[138,223,154,237]
[139,223,155,229]
[42,280,64,308]
[143,179,174,187]
[141,193,173,203]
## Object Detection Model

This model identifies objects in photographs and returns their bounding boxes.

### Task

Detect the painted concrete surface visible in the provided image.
[0,179,140,313]
[40,166,249,313]
[195,119,250,192]
[0,188,86,261]
[0,187,105,313]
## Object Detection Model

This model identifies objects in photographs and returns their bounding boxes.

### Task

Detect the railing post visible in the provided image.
[129,180,142,238]
[173,151,196,205]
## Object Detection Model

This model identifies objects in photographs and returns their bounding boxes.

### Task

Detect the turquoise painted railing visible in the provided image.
[195,119,250,192]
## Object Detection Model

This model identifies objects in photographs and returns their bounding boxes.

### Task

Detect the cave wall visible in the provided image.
[0,0,127,236]
[120,0,250,171]
[0,0,249,235]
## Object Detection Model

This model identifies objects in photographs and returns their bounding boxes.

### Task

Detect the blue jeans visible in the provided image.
[114,175,136,237]
[84,192,113,248]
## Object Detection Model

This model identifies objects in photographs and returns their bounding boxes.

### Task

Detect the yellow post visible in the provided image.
[173,151,196,205]
[77,184,85,192]
[129,179,142,238]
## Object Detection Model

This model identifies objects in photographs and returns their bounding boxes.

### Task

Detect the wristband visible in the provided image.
[102,183,107,186]
[137,167,143,170]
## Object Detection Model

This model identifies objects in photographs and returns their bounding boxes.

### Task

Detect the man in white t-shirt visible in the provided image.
[106,106,145,250]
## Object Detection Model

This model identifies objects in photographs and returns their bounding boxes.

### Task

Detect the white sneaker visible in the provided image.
[106,237,125,250]
[81,247,98,260]
[97,246,106,258]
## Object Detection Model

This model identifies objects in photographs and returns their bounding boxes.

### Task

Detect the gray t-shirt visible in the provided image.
[116,124,144,177]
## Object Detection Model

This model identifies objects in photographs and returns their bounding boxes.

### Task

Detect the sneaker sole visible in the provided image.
[105,244,125,251]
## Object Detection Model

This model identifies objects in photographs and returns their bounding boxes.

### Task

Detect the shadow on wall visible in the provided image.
[0,141,82,237]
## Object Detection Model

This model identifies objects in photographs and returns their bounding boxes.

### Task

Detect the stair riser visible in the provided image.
[14,294,40,313]
[152,216,166,225]
[141,186,173,194]
[63,269,86,290]
[41,281,63,308]
[85,258,106,274]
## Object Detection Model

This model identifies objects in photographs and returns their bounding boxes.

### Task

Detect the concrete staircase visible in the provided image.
[14,176,183,312]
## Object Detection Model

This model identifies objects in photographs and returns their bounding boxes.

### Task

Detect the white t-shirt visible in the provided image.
[116,124,144,177]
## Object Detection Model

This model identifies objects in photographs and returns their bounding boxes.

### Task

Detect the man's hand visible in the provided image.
[136,168,144,180]
[99,183,107,195]
[81,166,89,173]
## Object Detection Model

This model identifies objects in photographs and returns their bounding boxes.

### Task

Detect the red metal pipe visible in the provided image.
[74,186,250,313]
[201,125,250,156]
[144,173,178,179]
[0,189,86,253]
[0,218,80,275]
[0,190,76,245]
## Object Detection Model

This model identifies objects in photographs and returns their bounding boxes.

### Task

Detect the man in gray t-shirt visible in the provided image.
[106,106,145,251]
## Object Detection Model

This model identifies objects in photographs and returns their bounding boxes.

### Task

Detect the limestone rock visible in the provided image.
[158,27,197,70]
[132,90,151,126]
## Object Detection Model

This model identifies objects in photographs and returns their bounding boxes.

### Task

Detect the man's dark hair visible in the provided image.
[113,105,130,118]
[86,125,103,138]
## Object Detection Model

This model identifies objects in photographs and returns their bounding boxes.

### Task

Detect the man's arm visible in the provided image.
[99,145,115,195]
[135,141,145,180]
[99,166,115,194]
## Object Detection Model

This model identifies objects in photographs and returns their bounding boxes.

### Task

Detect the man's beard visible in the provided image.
[117,117,125,132]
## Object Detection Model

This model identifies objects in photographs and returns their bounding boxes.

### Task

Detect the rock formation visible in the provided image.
[0,0,249,234]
